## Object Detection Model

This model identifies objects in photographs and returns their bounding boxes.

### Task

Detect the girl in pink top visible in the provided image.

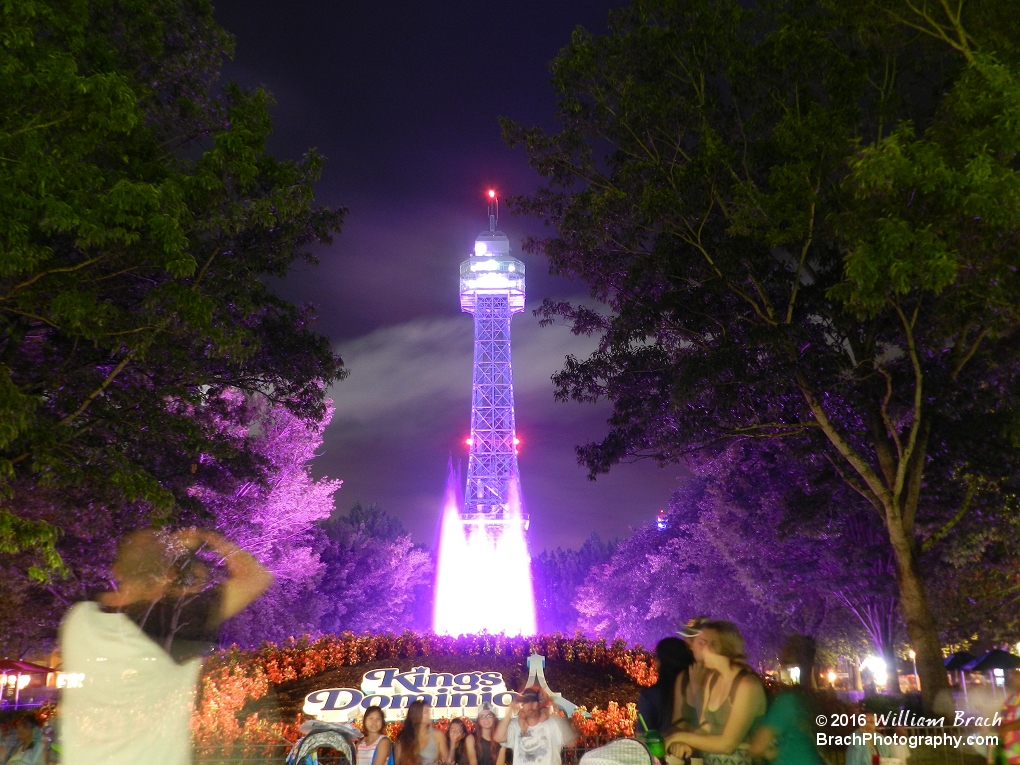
[359,706,393,765]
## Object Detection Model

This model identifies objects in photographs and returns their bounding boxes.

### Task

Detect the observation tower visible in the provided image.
[433,191,536,636]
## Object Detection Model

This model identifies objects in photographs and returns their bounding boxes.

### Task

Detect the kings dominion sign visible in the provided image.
[304,666,513,722]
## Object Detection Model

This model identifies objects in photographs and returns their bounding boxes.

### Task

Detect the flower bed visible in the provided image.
[193,632,654,746]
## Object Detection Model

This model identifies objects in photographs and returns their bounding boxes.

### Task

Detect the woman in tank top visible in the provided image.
[397,701,449,765]
[472,706,506,765]
[359,706,393,765]
[666,620,767,765]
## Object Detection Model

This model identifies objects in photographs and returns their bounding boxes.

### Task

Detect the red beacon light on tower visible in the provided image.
[488,189,496,199]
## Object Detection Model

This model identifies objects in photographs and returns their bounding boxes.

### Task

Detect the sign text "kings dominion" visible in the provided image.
[304,667,513,722]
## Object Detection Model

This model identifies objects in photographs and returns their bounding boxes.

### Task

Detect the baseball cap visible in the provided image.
[677,616,711,638]
[519,687,542,703]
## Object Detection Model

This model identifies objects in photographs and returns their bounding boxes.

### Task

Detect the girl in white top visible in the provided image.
[359,706,392,765]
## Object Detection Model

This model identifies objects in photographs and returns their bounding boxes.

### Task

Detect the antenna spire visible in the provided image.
[487,189,498,233]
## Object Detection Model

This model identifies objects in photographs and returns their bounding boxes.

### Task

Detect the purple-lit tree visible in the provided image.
[0,391,342,653]
[575,441,902,665]
[191,391,343,646]
[574,493,780,656]
[533,533,617,634]
[317,503,433,635]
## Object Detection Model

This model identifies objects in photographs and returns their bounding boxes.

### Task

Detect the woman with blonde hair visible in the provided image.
[665,620,766,765]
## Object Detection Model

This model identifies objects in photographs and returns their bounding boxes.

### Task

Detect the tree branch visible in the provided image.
[58,348,139,426]
[0,257,102,302]
[921,476,978,553]
[797,372,893,511]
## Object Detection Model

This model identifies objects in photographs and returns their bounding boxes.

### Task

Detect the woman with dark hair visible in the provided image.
[396,701,448,765]
[473,705,505,765]
[359,706,393,765]
[638,637,695,736]
[666,620,767,765]
[446,718,476,765]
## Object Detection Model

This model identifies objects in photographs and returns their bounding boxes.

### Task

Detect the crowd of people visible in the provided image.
[637,617,1020,765]
[11,528,1020,765]
[346,693,566,765]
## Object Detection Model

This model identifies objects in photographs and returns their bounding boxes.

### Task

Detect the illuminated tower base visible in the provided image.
[433,192,536,636]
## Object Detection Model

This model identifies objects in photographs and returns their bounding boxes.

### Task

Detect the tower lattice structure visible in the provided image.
[459,196,527,529]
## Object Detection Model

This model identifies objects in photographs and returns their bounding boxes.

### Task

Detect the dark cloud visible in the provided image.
[321,305,684,551]
[212,0,682,550]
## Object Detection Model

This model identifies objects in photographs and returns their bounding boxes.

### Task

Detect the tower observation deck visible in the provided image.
[459,196,527,529]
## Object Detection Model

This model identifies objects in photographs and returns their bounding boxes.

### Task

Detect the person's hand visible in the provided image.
[667,742,692,759]
[509,700,521,716]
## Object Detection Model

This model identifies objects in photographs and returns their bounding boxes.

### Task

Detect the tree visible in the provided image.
[0,0,344,567]
[573,446,897,665]
[192,392,343,646]
[574,486,783,656]
[317,504,433,635]
[532,533,617,634]
[685,440,904,679]
[504,0,1020,708]
[0,392,342,653]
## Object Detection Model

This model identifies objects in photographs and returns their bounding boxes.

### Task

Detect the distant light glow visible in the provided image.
[656,509,668,531]
[827,670,837,684]
[788,666,801,684]
[513,437,520,445]
[465,437,473,446]
[488,189,496,198]
[468,273,513,289]
[861,656,887,687]
[474,242,487,256]
[434,476,535,636]
[56,673,85,689]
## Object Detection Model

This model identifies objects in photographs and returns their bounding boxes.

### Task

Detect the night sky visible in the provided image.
[211,0,684,551]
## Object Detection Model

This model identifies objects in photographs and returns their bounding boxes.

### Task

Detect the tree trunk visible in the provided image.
[887,521,951,712]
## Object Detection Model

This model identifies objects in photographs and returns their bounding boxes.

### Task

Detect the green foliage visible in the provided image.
[0,0,345,563]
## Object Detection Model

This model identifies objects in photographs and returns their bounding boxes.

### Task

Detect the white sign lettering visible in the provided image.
[304,666,513,722]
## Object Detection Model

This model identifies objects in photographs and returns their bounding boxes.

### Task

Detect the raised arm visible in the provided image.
[176,528,273,620]
[494,702,519,744]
